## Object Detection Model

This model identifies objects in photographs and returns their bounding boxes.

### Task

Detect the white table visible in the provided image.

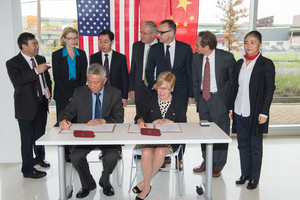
[37,123,231,200]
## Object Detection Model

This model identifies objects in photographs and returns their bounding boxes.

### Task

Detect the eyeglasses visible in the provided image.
[157,30,172,35]
[139,31,154,35]
[157,86,172,91]
[65,37,78,41]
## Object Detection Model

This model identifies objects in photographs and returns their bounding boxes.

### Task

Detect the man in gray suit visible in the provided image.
[59,63,124,198]
[192,31,235,177]
[129,21,158,114]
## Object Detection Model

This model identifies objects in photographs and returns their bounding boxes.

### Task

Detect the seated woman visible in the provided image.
[132,71,186,200]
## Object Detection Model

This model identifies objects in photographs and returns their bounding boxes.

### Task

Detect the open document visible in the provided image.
[59,123,116,134]
[128,123,182,133]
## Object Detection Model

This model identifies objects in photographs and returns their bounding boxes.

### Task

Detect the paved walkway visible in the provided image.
[46,103,300,131]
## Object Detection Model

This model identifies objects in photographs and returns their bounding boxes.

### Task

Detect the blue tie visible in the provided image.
[95,93,102,119]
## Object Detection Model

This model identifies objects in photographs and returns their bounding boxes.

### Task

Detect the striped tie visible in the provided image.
[104,54,110,85]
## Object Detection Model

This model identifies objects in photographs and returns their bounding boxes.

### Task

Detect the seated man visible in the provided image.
[59,63,124,198]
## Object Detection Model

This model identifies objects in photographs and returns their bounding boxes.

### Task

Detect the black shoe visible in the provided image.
[236,175,250,185]
[99,181,115,196]
[135,186,151,200]
[24,169,47,179]
[132,185,142,194]
[247,179,259,190]
[76,181,96,198]
[37,160,50,168]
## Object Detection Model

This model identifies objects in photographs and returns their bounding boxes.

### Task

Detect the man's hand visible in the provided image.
[122,99,128,107]
[153,83,157,91]
[258,116,267,124]
[35,63,49,74]
[60,119,72,130]
[129,91,135,101]
[188,98,193,105]
[229,111,233,121]
[86,119,106,126]
[45,88,51,102]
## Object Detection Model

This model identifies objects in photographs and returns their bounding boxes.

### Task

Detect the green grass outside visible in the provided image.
[233,52,300,97]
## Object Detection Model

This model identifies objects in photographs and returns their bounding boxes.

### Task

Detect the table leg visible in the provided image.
[205,143,213,200]
[58,145,66,200]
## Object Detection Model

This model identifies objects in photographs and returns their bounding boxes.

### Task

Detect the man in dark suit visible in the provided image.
[59,63,124,198]
[129,21,158,114]
[146,19,194,111]
[192,31,235,177]
[145,19,194,170]
[90,29,129,107]
[6,32,52,179]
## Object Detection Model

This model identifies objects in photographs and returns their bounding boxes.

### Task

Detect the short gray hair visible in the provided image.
[142,21,157,33]
[87,63,106,80]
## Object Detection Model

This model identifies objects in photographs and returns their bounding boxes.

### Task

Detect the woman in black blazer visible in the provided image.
[229,31,275,190]
[52,27,88,161]
[132,72,186,200]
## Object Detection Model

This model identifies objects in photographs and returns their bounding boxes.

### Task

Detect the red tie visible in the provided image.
[31,58,43,101]
[104,54,110,85]
[202,57,211,101]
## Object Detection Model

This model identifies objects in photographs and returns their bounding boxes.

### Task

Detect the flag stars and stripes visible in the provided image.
[77,0,139,69]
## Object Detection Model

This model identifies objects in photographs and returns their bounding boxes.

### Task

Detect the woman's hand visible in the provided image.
[258,116,267,124]
[229,111,233,121]
[137,119,148,129]
[152,118,172,125]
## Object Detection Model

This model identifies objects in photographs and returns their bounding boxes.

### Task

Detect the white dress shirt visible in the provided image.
[163,39,176,69]
[21,52,46,96]
[201,49,218,92]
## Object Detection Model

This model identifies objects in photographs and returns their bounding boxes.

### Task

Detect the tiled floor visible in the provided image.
[1,136,300,200]
[1,104,299,200]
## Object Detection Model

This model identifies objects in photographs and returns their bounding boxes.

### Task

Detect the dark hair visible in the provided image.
[99,29,114,41]
[160,19,177,34]
[17,32,35,50]
[244,30,262,44]
[198,31,217,50]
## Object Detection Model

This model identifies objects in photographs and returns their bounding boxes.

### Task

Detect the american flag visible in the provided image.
[77,0,139,70]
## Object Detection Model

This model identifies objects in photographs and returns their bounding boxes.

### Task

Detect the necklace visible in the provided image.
[158,94,172,102]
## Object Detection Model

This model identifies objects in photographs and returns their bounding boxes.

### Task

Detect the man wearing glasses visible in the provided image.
[129,21,158,114]
[90,29,129,107]
[145,19,194,170]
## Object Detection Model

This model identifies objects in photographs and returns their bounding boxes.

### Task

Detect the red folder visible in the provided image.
[73,130,95,138]
[140,128,161,136]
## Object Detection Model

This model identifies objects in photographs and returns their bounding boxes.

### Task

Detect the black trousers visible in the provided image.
[235,113,263,181]
[18,97,47,176]
[70,145,121,189]
[198,94,230,171]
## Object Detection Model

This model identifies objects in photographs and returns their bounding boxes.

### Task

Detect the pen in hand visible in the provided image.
[59,116,70,133]
[140,117,148,129]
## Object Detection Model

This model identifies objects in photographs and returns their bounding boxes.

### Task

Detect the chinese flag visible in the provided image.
[140,0,199,52]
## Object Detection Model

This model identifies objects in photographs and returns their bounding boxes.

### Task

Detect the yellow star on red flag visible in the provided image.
[176,0,193,12]
[189,16,195,21]
[170,15,173,20]
[183,22,188,27]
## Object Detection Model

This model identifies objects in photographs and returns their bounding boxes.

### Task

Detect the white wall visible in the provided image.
[0,0,23,163]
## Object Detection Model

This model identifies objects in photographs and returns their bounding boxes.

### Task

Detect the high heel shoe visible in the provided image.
[132,185,142,194]
[135,186,151,200]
